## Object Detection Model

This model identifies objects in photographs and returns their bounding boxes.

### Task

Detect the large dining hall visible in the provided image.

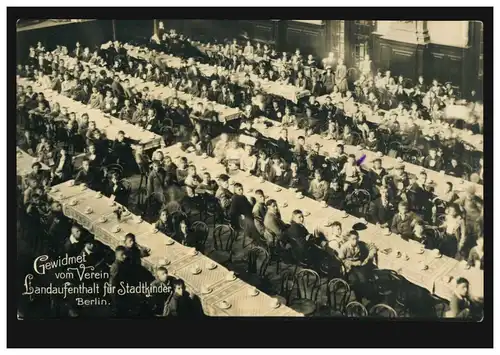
[15,19,484,319]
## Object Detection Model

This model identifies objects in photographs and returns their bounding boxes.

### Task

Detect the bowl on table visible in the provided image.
[207,261,217,270]
[190,248,198,256]
[135,216,143,224]
[99,216,107,223]
[218,300,231,310]
[280,201,288,208]
[432,249,442,258]
[225,271,236,281]
[68,180,75,187]
[69,199,77,206]
[80,184,87,191]
[270,298,281,309]
[248,287,259,297]
[274,186,282,192]
[202,153,208,159]
[112,225,121,233]
[95,192,102,198]
[296,192,304,199]
[160,257,171,266]
[303,210,310,217]
[85,207,93,214]
[201,285,213,295]
[165,237,175,245]
[191,265,202,275]
[259,177,265,183]
[342,211,349,219]
[108,200,116,207]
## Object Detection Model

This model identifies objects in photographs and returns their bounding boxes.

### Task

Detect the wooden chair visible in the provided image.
[191,221,209,253]
[289,269,320,317]
[369,303,398,318]
[345,301,368,317]
[370,269,404,306]
[106,163,124,176]
[402,147,423,165]
[275,269,296,306]
[143,192,165,221]
[349,188,371,216]
[351,131,362,146]
[240,246,271,292]
[326,278,351,316]
[202,194,224,225]
[208,224,237,266]
[462,162,473,181]
[119,178,133,208]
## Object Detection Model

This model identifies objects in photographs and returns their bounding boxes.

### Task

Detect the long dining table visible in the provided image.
[251,118,484,199]
[161,144,483,302]
[61,54,241,122]
[121,43,311,104]
[17,78,164,151]
[316,95,484,153]
[46,181,302,317]
[122,42,483,151]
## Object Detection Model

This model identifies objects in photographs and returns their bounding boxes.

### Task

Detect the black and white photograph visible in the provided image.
[6,6,493,349]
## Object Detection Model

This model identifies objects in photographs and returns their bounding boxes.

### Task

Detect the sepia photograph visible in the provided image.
[6,6,493,348]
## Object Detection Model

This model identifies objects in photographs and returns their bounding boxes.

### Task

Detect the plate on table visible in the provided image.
[270,299,281,309]
[207,262,217,270]
[165,238,175,245]
[201,286,213,295]
[303,211,310,217]
[342,211,349,219]
[218,301,231,310]
[248,287,259,297]
[274,187,282,192]
[191,266,202,275]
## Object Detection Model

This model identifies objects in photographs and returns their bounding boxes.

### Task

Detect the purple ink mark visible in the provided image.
[357,154,367,166]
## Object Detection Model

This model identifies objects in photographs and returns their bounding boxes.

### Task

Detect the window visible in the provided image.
[352,20,375,68]
[330,20,345,62]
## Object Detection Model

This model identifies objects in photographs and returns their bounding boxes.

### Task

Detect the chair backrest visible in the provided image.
[263,227,278,247]
[369,303,398,318]
[321,251,348,280]
[345,301,368,317]
[279,270,297,304]
[351,131,362,146]
[213,224,237,252]
[327,278,351,314]
[372,269,403,298]
[106,163,124,176]
[295,268,320,302]
[403,147,422,165]
[191,221,209,247]
[168,211,189,235]
[247,246,270,278]
[352,189,371,207]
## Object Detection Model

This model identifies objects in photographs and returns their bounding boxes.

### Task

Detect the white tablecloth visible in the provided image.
[123,43,310,104]
[17,78,163,151]
[47,181,302,317]
[317,95,484,153]
[162,145,483,302]
[252,118,483,199]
